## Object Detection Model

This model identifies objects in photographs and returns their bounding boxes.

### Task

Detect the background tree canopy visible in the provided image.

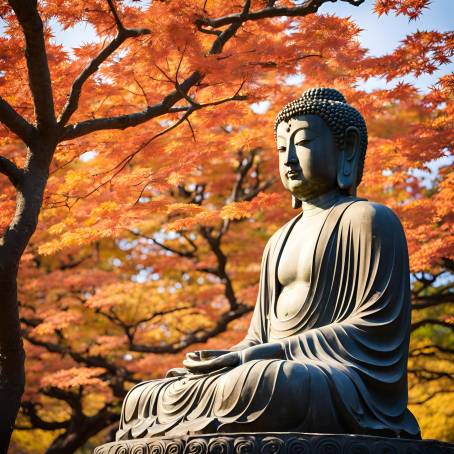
[0,0,452,452]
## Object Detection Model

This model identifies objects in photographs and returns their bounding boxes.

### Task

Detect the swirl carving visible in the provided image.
[347,441,370,454]
[234,437,256,454]
[111,445,129,454]
[261,437,284,454]
[93,433,454,454]
[286,437,310,454]
[166,440,184,454]
[373,441,399,454]
[131,442,149,454]
[208,437,231,454]
[186,439,208,454]
[312,437,342,454]
[150,440,165,454]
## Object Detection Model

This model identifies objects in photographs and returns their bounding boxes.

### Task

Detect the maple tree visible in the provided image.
[0,0,452,452]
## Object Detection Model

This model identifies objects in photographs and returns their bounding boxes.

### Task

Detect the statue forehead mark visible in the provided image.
[276,126,315,144]
[277,120,313,138]
[278,118,313,131]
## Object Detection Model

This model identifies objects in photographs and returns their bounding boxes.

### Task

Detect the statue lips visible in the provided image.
[287,169,302,180]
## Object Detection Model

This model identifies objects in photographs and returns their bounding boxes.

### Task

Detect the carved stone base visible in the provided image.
[93,433,454,454]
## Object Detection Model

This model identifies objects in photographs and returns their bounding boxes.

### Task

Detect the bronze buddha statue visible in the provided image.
[116,88,421,440]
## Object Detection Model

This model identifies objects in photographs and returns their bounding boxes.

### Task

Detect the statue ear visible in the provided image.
[292,195,302,209]
[337,126,360,196]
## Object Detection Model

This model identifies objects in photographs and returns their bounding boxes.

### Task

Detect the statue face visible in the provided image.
[276,114,339,201]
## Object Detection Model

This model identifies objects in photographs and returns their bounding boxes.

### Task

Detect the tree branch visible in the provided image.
[241,178,275,201]
[441,257,454,272]
[129,229,196,258]
[411,318,453,332]
[208,0,251,55]
[44,404,118,454]
[412,294,453,310]
[19,401,70,431]
[130,303,252,353]
[0,156,24,188]
[408,367,453,381]
[58,1,150,127]
[180,232,199,253]
[218,148,275,237]
[200,225,239,311]
[60,0,265,143]
[106,0,124,31]
[196,0,365,30]
[63,89,245,203]
[60,71,203,141]
[21,326,132,379]
[409,344,454,357]
[227,148,259,204]
[409,389,454,405]
[0,96,36,144]
[8,0,56,131]
[95,304,192,345]
[42,387,81,409]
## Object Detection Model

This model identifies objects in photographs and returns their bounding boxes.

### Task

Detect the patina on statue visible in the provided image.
[116,88,421,441]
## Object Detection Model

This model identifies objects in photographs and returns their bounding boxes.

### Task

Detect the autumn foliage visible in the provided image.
[0,0,452,452]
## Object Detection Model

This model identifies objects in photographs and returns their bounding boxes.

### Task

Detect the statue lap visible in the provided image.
[117,360,346,439]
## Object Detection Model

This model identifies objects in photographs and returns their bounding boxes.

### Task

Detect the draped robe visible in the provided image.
[116,197,420,441]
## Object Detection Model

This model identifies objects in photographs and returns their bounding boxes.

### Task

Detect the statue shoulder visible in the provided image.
[342,199,404,235]
[266,224,288,247]
[263,215,301,252]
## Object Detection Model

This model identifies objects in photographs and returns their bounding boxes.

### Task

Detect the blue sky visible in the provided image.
[321,0,454,91]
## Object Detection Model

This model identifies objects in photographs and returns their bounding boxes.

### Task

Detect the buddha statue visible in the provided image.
[116,88,421,441]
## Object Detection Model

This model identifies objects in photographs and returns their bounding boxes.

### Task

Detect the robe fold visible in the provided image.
[116,197,420,441]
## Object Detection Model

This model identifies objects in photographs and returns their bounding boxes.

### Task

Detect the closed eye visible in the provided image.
[296,139,311,146]
[277,146,286,153]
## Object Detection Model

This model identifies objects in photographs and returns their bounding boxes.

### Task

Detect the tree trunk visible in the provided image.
[0,263,25,452]
[0,143,54,451]
[45,413,118,454]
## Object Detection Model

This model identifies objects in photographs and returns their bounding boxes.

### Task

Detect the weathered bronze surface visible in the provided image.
[95,433,454,454]
[115,88,421,441]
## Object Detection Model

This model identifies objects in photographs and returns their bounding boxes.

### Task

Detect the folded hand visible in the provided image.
[183,350,240,373]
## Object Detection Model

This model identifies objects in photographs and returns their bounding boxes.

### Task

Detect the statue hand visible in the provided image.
[241,342,285,361]
[185,349,232,362]
[165,367,188,378]
[183,351,240,373]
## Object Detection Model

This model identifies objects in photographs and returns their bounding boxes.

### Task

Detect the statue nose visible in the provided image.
[285,142,298,166]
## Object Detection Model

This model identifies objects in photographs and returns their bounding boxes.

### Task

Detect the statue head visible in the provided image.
[274,88,368,207]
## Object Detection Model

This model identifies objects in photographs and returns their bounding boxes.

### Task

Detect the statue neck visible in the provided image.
[301,189,345,217]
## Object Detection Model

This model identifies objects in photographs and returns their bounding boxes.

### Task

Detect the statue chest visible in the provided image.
[278,214,326,286]
[275,213,327,320]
